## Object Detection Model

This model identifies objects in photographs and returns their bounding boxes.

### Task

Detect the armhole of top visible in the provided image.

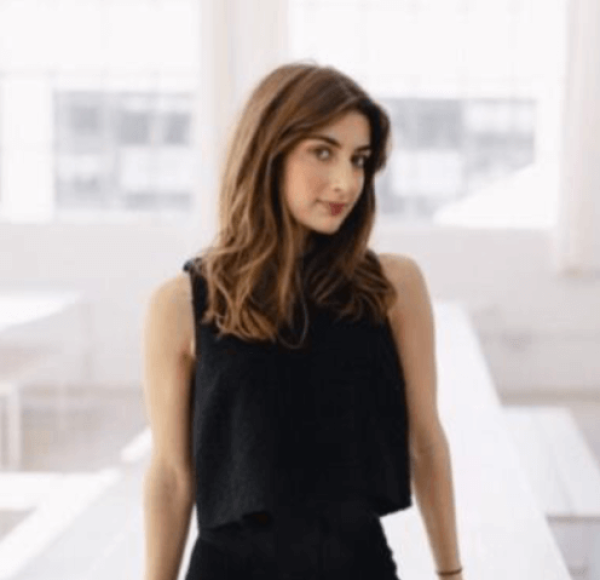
[182,258,207,358]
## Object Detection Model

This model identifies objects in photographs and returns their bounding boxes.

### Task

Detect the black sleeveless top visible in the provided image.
[182,255,412,530]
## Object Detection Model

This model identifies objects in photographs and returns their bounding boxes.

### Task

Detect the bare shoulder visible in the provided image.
[146,272,196,361]
[377,251,420,278]
[377,252,427,310]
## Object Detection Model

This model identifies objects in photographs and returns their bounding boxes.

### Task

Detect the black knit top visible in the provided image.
[182,255,412,531]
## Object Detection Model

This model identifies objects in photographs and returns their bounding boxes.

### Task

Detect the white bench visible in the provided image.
[381,303,572,580]
[2,302,572,580]
[0,291,87,470]
[504,405,600,580]
[0,345,57,469]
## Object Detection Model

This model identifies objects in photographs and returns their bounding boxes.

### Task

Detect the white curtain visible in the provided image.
[554,0,600,274]
[191,0,289,248]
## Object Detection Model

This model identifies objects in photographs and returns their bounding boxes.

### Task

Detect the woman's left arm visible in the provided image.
[379,253,464,580]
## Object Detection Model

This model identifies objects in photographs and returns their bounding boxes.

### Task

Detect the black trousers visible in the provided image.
[185,497,401,580]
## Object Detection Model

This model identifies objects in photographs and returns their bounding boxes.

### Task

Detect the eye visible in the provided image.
[313,147,371,169]
[355,154,371,169]
[314,147,333,161]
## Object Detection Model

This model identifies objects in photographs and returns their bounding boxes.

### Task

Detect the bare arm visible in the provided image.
[141,273,197,580]
[380,253,464,579]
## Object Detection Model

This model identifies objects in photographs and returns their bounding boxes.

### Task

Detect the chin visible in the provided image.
[308,221,342,234]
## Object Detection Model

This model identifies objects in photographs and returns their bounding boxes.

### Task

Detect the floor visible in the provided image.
[500,389,600,580]
[0,386,157,580]
[0,385,599,580]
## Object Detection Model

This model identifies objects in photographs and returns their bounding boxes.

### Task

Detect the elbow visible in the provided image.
[144,459,196,499]
[409,428,449,462]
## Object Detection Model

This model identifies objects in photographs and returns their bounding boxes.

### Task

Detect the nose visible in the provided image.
[330,161,360,198]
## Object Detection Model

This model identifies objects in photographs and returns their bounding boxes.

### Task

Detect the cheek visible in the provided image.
[289,171,324,205]
[283,154,332,205]
[303,172,326,200]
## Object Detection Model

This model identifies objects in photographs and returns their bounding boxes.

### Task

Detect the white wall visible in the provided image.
[2,221,599,398]
[1,0,599,399]
[375,225,600,398]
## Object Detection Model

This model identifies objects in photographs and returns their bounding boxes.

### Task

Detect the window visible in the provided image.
[289,0,566,227]
[374,97,535,218]
[55,91,194,211]
[0,0,200,221]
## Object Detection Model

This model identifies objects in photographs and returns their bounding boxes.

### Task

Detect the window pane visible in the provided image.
[0,0,200,220]
[289,0,565,228]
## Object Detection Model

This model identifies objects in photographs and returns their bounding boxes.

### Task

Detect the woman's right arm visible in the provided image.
[141,273,197,580]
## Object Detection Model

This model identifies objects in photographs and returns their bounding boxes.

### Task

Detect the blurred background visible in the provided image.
[0,0,599,579]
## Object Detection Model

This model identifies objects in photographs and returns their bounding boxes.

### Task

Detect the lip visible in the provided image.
[322,201,347,215]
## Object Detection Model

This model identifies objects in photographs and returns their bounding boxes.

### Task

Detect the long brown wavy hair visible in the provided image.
[186,59,398,349]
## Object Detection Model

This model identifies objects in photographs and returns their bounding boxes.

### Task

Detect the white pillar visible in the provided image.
[187,0,290,252]
[553,0,600,274]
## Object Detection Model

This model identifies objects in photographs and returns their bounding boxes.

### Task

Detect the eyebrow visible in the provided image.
[308,134,372,153]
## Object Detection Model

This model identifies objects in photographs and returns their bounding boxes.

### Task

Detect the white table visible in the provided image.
[1,300,571,580]
[0,291,85,470]
[383,301,572,580]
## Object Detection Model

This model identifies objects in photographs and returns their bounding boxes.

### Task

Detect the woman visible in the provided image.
[142,60,464,579]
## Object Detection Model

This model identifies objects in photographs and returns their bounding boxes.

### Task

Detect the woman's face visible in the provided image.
[281,110,372,243]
